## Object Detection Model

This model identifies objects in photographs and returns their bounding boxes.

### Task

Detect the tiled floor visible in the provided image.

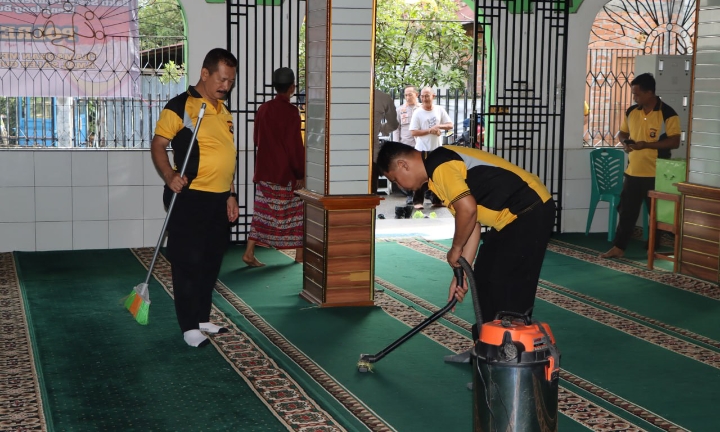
[375,187,455,240]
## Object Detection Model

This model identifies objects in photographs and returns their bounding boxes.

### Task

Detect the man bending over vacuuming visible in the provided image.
[376,141,555,340]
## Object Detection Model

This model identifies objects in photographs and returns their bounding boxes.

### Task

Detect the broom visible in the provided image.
[124,103,207,325]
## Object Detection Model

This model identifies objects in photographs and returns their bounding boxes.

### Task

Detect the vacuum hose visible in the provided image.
[357,257,475,372]
[457,256,481,328]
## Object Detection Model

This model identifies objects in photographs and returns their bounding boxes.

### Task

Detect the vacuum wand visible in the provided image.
[357,262,466,372]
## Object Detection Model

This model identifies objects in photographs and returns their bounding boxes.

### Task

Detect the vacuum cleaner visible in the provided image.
[357,265,465,373]
[473,311,560,431]
[357,257,561,432]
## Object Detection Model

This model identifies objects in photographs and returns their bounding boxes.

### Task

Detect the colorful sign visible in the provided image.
[0,0,140,98]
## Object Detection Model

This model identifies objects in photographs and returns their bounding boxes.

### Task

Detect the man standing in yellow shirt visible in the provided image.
[601,73,681,259]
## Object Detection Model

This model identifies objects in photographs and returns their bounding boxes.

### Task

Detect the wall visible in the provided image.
[181,1,227,86]
[0,0,226,253]
[0,0,658,252]
[0,150,166,252]
[562,0,617,234]
[689,0,720,186]
[305,0,374,195]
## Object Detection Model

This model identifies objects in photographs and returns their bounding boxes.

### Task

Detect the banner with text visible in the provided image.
[0,0,140,98]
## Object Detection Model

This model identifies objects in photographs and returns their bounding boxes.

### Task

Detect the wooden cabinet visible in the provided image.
[296,189,380,307]
[677,183,720,283]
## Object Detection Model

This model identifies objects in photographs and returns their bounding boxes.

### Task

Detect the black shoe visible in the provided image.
[395,206,406,219]
[404,205,413,218]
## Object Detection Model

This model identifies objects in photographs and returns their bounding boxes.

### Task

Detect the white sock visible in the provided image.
[183,329,209,347]
[199,322,229,334]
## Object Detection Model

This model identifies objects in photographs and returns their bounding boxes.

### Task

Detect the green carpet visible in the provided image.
[410,235,720,431]
[13,249,287,432]
[215,248,474,431]
[8,231,720,431]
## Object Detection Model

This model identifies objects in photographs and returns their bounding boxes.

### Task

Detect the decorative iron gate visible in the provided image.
[473,0,570,232]
[585,0,696,147]
[226,0,306,243]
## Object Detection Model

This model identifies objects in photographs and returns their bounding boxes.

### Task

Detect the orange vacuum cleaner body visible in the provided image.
[472,312,561,432]
[479,316,559,382]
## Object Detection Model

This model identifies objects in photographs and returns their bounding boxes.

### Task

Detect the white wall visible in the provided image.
[181,1,228,86]
[562,0,614,234]
[0,150,166,252]
[0,0,227,253]
[0,0,624,253]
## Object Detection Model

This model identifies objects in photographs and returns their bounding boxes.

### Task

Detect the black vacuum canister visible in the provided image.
[472,313,560,432]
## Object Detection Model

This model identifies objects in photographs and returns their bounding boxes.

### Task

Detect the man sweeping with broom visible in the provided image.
[149,48,239,348]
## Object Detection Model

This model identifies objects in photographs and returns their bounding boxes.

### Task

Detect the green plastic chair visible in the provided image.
[586,148,648,241]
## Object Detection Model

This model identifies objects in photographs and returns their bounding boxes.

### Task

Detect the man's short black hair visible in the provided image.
[404,85,418,95]
[631,73,656,93]
[202,48,238,74]
[273,67,295,93]
[376,141,417,173]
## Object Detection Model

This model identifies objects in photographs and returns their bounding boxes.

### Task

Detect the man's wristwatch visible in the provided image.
[230,192,238,199]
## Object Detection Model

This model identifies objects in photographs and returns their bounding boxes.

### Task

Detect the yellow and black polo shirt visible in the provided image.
[619,98,681,177]
[154,86,236,192]
[425,145,552,231]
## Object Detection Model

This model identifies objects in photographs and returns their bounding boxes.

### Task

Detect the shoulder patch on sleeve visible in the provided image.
[165,92,190,120]
[661,102,679,121]
[625,104,638,117]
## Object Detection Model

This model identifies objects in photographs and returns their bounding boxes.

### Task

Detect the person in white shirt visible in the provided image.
[409,87,453,152]
[372,89,399,194]
[393,85,421,205]
[408,87,453,208]
[393,85,420,147]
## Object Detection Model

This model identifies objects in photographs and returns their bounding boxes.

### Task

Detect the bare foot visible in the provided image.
[294,248,303,263]
[599,246,624,259]
[242,256,265,267]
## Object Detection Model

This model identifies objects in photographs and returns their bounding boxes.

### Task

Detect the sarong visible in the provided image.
[248,181,304,249]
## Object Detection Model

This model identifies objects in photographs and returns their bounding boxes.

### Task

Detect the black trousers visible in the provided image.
[163,187,230,333]
[613,174,654,251]
[472,199,556,325]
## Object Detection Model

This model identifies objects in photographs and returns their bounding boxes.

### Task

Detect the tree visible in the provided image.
[159,60,185,85]
[375,0,473,92]
[138,0,185,51]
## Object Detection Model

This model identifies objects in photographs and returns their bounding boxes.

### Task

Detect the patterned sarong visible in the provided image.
[248,181,304,249]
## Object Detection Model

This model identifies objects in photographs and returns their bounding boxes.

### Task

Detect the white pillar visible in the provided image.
[56,97,74,148]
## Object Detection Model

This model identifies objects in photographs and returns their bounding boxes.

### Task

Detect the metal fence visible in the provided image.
[0,76,185,148]
[584,48,642,147]
[0,5,186,149]
[388,88,480,144]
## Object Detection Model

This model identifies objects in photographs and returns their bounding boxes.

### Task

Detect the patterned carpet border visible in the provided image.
[373,278,651,432]
[130,248,348,432]
[0,252,48,432]
[548,239,720,301]
[391,239,688,432]
[422,238,720,356]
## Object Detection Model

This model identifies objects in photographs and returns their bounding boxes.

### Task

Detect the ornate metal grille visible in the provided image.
[226,0,305,243]
[474,0,570,232]
[0,0,186,149]
[585,0,696,147]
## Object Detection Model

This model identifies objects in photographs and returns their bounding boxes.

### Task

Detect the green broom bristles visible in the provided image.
[124,285,151,325]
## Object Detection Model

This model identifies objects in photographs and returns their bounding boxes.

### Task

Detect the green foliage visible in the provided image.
[375,0,473,92]
[138,0,185,51]
[159,60,185,85]
[298,22,306,90]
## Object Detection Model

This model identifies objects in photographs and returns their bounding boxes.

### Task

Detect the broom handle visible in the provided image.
[143,103,207,284]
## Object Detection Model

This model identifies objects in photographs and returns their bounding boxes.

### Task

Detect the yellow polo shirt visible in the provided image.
[619,98,681,177]
[155,86,236,192]
[426,146,552,231]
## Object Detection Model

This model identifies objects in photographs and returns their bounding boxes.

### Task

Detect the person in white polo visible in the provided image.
[409,87,453,208]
